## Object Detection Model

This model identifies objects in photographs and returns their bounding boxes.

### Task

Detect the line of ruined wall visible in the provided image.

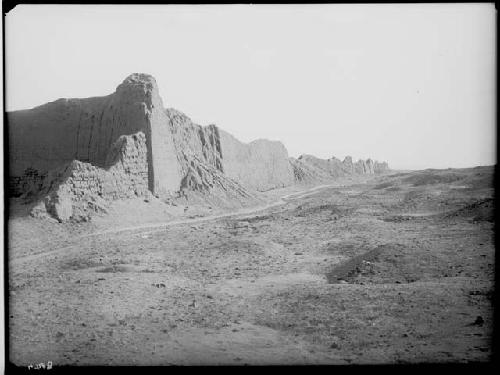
[8,73,322,201]
[165,107,297,193]
[291,154,390,183]
[8,73,389,208]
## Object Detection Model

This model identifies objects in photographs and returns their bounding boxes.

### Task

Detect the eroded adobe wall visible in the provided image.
[31,132,150,221]
[8,74,183,198]
[218,130,296,192]
[8,72,390,211]
[291,154,390,183]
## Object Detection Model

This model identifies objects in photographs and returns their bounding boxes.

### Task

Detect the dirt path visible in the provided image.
[10,183,338,266]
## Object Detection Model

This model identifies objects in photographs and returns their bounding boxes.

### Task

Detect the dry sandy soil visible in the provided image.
[7,167,495,366]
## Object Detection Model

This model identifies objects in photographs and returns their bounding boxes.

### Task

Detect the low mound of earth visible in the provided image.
[441,198,494,223]
[8,166,494,365]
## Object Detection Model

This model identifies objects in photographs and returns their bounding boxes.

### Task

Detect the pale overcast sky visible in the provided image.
[5,4,496,170]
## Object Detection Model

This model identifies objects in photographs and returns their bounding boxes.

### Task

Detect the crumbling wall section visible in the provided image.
[166,108,224,174]
[27,131,150,221]
[104,132,149,199]
[374,161,390,174]
[8,73,184,199]
[292,154,390,183]
[218,130,296,191]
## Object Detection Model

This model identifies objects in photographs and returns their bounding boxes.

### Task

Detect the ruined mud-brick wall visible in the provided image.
[7,74,181,198]
[62,132,149,201]
[13,132,149,203]
[103,132,149,199]
[289,157,329,183]
[34,132,151,221]
[9,168,46,197]
[166,107,297,193]
[165,107,296,193]
[291,154,389,183]
[7,74,260,212]
[297,155,350,178]
[374,161,390,174]
[165,109,257,201]
[8,72,389,213]
[166,108,224,174]
[218,130,296,191]
[8,177,23,197]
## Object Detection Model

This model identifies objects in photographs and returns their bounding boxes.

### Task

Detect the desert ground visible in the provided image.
[8,167,494,365]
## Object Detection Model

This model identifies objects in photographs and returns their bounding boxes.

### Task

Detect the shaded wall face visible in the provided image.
[7,76,186,197]
[7,91,150,176]
[7,97,109,177]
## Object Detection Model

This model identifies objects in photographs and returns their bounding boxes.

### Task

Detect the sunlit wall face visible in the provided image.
[5,4,496,170]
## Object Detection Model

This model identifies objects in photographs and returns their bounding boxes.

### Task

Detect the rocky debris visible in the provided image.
[45,189,73,222]
[29,200,51,219]
[295,203,351,218]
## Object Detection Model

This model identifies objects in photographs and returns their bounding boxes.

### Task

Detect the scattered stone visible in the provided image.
[472,316,484,326]
[151,283,166,288]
